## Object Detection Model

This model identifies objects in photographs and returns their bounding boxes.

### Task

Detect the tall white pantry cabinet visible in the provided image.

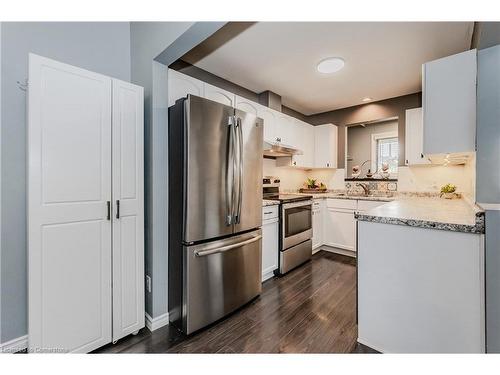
[28,54,145,353]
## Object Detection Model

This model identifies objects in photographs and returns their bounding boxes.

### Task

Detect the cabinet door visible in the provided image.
[262,218,279,281]
[275,113,298,147]
[312,201,323,252]
[423,49,477,154]
[323,208,356,251]
[204,82,236,107]
[28,54,112,353]
[405,108,430,165]
[235,96,277,143]
[258,106,278,143]
[314,124,338,168]
[292,120,315,168]
[168,69,204,107]
[111,79,145,342]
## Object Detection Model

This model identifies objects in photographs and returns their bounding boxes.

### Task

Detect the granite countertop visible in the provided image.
[295,192,396,202]
[355,197,485,234]
[262,199,280,207]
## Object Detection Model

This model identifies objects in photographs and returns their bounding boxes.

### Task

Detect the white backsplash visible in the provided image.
[263,157,475,199]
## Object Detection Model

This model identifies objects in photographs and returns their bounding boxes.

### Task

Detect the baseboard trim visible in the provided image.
[0,335,28,353]
[320,245,356,258]
[145,312,169,332]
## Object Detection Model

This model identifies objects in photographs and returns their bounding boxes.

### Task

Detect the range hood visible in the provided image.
[263,141,303,157]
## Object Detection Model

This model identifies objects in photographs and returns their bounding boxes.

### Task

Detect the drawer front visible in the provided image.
[326,198,357,210]
[262,205,279,221]
[357,200,388,212]
[312,199,323,210]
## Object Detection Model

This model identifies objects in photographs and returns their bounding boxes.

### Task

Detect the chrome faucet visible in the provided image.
[357,183,370,196]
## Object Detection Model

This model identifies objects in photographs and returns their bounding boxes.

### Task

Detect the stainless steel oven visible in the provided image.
[282,200,313,249]
[279,199,313,274]
[263,178,313,275]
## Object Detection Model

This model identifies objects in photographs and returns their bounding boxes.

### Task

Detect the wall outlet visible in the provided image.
[145,275,152,293]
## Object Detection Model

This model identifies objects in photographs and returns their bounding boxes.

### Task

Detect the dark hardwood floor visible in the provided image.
[95,251,377,354]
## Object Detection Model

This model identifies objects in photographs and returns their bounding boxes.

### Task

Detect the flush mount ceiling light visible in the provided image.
[362,97,372,102]
[317,57,345,74]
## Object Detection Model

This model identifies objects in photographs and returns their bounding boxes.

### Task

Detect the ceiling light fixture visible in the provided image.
[317,57,345,74]
[362,97,372,102]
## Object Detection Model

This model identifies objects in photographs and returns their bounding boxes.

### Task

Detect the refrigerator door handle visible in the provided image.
[226,116,236,225]
[194,235,262,257]
[234,117,244,224]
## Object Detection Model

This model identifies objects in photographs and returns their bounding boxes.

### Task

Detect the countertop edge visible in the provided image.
[355,211,485,234]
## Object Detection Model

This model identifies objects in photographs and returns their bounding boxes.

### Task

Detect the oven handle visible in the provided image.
[282,200,313,209]
[194,235,262,257]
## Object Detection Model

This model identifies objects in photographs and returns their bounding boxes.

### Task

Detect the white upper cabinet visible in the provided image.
[422,49,477,155]
[314,124,338,168]
[235,95,277,143]
[204,82,236,107]
[292,119,314,168]
[405,108,430,166]
[275,112,298,147]
[168,69,204,107]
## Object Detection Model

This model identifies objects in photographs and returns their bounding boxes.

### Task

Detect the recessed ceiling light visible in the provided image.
[317,57,345,74]
[362,97,372,102]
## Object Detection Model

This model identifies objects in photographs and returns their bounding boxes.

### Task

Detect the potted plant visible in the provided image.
[440,183,458,199]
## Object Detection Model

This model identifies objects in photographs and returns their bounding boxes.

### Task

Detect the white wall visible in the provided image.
[398,162,475,198]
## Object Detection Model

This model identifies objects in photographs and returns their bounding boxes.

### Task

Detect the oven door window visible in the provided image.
[284,205,312,237]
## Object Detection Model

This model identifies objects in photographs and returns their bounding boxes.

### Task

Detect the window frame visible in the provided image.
[370,131,399,177]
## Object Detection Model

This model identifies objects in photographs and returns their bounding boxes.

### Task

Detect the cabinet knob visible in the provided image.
[326,163,330,167]
[420,153,424,158]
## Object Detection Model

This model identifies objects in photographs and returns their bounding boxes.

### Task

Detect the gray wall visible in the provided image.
[130,21,194,319]
[0,22,131,344]
[306,93,422,168]
[347,120,398,175]
[476,44,500,352]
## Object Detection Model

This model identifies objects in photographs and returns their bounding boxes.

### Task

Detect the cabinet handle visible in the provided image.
[293,161,296,166]
[106,201,111,221]
[327,162,330,167]
[420,153,424,158]
[263,211,273,215]
[116,200,120,219]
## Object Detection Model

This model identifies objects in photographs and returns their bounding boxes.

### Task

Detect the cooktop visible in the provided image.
[264,194,313,203]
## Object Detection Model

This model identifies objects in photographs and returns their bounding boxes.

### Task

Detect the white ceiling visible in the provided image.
[188,22,474,115]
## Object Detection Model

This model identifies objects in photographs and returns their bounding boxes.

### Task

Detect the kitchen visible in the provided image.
[1,20,499,356]
[160,21,487,353]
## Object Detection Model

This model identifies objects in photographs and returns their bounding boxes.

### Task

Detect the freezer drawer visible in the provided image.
[279,239,312,274]
[183,229,262,334]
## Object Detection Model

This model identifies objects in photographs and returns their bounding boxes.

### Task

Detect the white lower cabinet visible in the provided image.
[324,207,356,252]
[312,200,324,252]
[262,206,279,281]
[312,198,389,255]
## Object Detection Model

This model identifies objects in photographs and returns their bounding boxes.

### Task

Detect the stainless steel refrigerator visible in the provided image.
[168,95,263,334]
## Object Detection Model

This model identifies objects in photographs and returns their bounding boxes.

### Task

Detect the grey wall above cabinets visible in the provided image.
[306,93,422,169]
[0,22,132,344]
